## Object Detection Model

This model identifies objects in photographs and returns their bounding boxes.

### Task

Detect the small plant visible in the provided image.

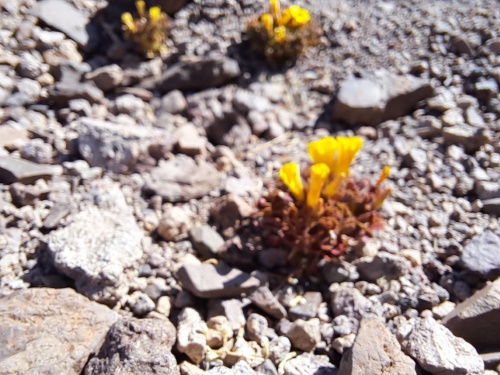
[121,1,169,58]
[246,0,322,64]
[254,136,392,266]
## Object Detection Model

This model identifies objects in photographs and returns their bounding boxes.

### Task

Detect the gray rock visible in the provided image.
[30,0,98,50]
[0,126,29,149]
[175,123,206,156]
[233,90,272,114]
[476,181,500,200]
[53,60,92,84]
[482,198,500,215]
[284,353,337,375]
[286,318,322,352]
[128,291,156,316]
[461,231,500,279]
[141,57,240,93]
[47,180,143,303]
[208,299,246,332]
[211,194,254,232]
[0,288,118,375]
[289,291,323,320]
[143,155,223,202]
[333,70,433,126]
[338,318,417,375]
[485,37,500,55]
[43,201,72,229]
[158,206,192,241]
[0,155,62,184]
[77,117,175,174]
[177,262,260,298]
[85,64,124,92]
[21,138,53,164]
[176,307,207,364]
[246,313,268,341]
[189,225,225,258]
[443,124,492,152]
[160,90,187,114]
[443,278,500,352]
[330,285,379,320]
[48,82,104,105]
[84,317,178,375]
[269,336,292,365]
[250,286,287,319]
[355,253,412,282]
[205,361,261,375]
[401,317,484,375]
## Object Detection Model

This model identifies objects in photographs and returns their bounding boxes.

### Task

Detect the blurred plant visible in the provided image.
[121,1,169,58]
[246,0,322,64]
[254,136,392,266]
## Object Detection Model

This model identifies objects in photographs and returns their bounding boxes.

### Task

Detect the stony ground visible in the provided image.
[0,0,499,374]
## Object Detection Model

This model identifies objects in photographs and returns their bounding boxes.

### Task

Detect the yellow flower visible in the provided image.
[307,163,330,209]
[307,137,337,170]
[261,13,274,34]
[323,172,345,198]
[287,5,311,27]
[149,6,162,23]
[280,163,305,202]
[121,12,137,33]
[332,136,363,176]
[269,0,282,23]
[136,0,146,18]
[376,166,391,187]
[274,25,287,43]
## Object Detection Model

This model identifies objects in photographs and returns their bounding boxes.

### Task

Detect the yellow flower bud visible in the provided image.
[332,136,363,176]
[261,13,274,34]
[274,25,287,43]
[307,163,330,209]
[121,12,137,33]
[149,6,162,22]
[289,6,310,27]
[323,172,345,198]
[376,166,391,187]
[307,137,337,171]
[280,163,305,202]
[136,0,146,18]
[269,0,281,23]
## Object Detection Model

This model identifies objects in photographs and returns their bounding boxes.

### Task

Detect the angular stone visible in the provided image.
[175,123,206,156]
[0,126,29,149]
[43,202,72,229]
[355,253,412,282]
[208,299,246,332]
[401,317,484,375]
[176,307,207,364]
[0,288,118,375]
[250,286,287,319]
[47,180,143,303]
[286,318,322,352]
[482,198,500,216]
[141,57,240,93]
[84,317,179,375]
[284,353,337,375]
[30,0,98,50]
[143,155,223,202]
[189,225,225,258]
[442,125,492,152]
[338,318,417,375]
[48,82,104,105]
[161,89,187,114]
[333,70,433,126]
[476,181,500,200]
[177,263,260,298]
[77,117,175,174]
[85,64,124,92]
[443,278,500,351]
[330,285,379,320]
[289,291,323,320]
[0,155,62,184]
[461,231,500,279]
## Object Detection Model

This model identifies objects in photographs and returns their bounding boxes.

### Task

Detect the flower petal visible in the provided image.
[280,163,305,202]
[307,163,330,208]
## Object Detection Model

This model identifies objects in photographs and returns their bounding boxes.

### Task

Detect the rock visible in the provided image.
[0,125,29,149]
[401,317,484,375]
[211,194,253,232]
[179,361,204,375]
[289,291,323,320]
[160,90,187,114]
[330,285,379,320]
[442,125,492,152]
[47,82,104,105]
[176,307,207,364]
[233,90,272,114]
[177,262,260,298]
[52,60,92,84]
[485,37,500,55]
[355,253,412,282]
[442,278,500,351]
[47,180,143,303]
[76,117,175,174]
[175,123,206,156]
[268,336,291,365]
[246,313,268,341]
[0,155,62,184]
[338,318,417,375]
[286,318,322,352]
[333,70,433,126]
[141,57,240,93]
[476,181,500,200]
[465,107,485,127]
[250,286,287,319]
[188,225,225,258]
[85,64,124,92]
[461,231,500,279]
[128,291,156,316]
[158,206,192,241]
[208,299,246,332]
[205,361,261,375]
[43,201,72,229]
[0,288,118,374]
[332,334,356,354]
[143,155,223,202]
[30,0,98,50]
[84,317,179,375]
[482,199,500,215]
[283,353,337,375]
[415,116,442,138]
[9,182,49,206]
[21,138,53,164]
[156,296,172,317]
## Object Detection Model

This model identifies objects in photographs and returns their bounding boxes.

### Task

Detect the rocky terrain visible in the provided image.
[0,0,499,374]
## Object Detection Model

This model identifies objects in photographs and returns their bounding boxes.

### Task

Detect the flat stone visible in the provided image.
[176,307,207,364]
[338,318,417,375]
[43,201,72,229]
[0,126,29,149]
[47,180,143,303]
[0,288,118,375]
[177,263,260,298]
[289,291,323,320]
[443,278,500,351]
[189,225,225,258]
[141,56,240,93]
[84,317,179,375]
[143,155,223,202]
[160,89,187,114]
[207,299,246,332]
[47,82,104,105]
[461,231,500,279]
[355,253,412,282]
[250,286,287,319]
[333,70,433,126]
[476,181,500,200]
[30,0,98,50]
[482,198,500,216]
[442,125,492,152]
[401,317,484,375]
[286,318,322,352]
[283,353,337,375]
[0,155,62,184]
[85,64,124,92]
[330,285,380,320]
[175,123,206,156]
